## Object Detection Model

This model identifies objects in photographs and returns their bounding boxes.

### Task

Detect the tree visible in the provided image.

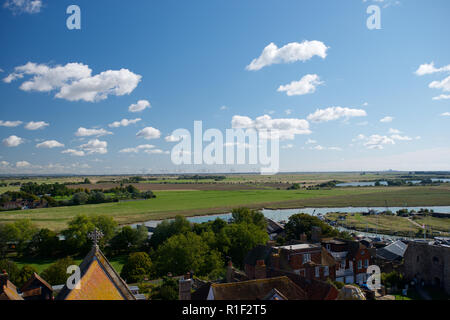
[217,223,268,267]
[88,191,106,204]
[83,178,91,184]
[109,225,148,254]
[25,228,60,258]
[0,220,38,257]
[16,265,38,288]
[41,257,76,285]
[231,208,266,230]
[62,215,117,255]
[120,252,152,283]
[153,232,223,277]
[285,213,340,241]
[149,216,192,249]
[0,259,20,284]
[71,192,89,205]
[150,276,179,300]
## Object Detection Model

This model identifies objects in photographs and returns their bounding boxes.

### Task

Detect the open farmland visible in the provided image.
[1,185,450,231]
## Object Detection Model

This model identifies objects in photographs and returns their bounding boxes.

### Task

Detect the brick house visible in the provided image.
[244,243,336,282]
[321,238,372,285]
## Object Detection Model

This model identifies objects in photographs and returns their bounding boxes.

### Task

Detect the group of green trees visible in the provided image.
[0,182,156,211]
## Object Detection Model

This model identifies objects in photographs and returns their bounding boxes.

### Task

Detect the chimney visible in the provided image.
[226,260,233,283]
[178,272,192,300]
[311,226,322,243]
[300,233,308,242]
[254,260,266,279]
[271,253,280,270]
[0,270,8,291]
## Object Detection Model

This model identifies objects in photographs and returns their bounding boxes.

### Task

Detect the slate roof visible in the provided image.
[56,245,135,300]
[376,240,407,261]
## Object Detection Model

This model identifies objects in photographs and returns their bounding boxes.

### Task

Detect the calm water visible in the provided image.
[132,206,450,228]
[337,179,450,187]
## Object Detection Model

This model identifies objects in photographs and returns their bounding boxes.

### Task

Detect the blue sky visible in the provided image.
[0,0,449,174]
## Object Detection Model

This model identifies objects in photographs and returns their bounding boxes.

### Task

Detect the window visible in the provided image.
[326,244,331,250]
[358,260,362,270]
[364,259,369,268]
[324,266,329,276]
[341,260,346,269]
[315,267,320,278]
[303,253,311,264]
[433,257,439,264]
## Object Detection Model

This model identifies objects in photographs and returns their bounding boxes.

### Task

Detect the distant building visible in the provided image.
[403,242,450,295]
[375,240,407,273]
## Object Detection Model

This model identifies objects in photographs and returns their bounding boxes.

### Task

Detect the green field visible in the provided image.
[1,185,449,231]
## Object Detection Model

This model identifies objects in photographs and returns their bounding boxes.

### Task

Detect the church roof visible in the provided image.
[56,246,135,300]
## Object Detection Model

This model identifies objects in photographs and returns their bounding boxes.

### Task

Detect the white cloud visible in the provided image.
[2,135,24,147]
[311,145,324,150]
[281,144,294,149]
[144,149,169,155]
[16,160,31,168]
[415,62,450,76]
[108,118,141,128]
[441,112,450,117]
[136,127,161,140]
[75,127,112,137]
[277,74,323,96]
[391,134,412,141]
[36,140,64,148]
[231,114,311,140]
[4,0,42,14]
[0,161,10,167]
[119,144,155,153]
[0,120,22,127]
[62,149,85,157]
[329,147,343,151]
[285,109,292,115]
[305,139,317,145]
[363,135,396,150]
[165,135,182,142]
[128,100,151,113]
[380,116,394,123]
[388,128,401,134]
[307,106,367,123]
[80,139,107,155]
[432,94,450,100]
[25,121,49,130]
[220,105,228,111]
[246,40,328,71]
[4,62,141,102]
[429,76,450,92]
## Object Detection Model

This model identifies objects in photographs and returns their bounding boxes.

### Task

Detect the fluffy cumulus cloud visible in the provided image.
[80,139,108,155]
[108,118,141,128]
[3,62,141,102]
[36,140,64,148]
[441,112,450,117]
[16,160,31,168]
[363,135,396,150]
[246,40,328,71]
[75,127,112,137]
[429,76,450,93]
[25,121,49,130]
[119,144,155,153]
[4,0,42,14]
[307,107,367,123]
[231,114,311,140]
[61,149,85,157]
[277,74,323,96]
[2,135,24,147]
[432,94,450,101]
[0,120,22,127]
[380,116,394,123]
[415,62,450,76]
[165,135,182,142]
[144,149,169,155]
[128,100,151,113]
[136,127,161,140]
